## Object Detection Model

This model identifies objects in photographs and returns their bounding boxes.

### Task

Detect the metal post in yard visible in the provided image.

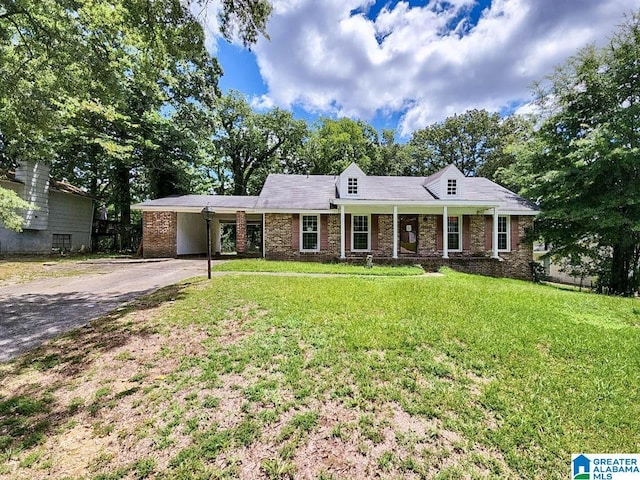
[201,205,215,279]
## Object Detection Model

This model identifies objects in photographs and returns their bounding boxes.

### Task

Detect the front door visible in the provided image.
[399,215,418,254]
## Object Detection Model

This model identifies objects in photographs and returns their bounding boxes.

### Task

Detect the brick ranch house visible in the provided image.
[133,163,540,279]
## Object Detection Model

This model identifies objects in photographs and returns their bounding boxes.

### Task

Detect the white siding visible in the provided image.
[48,191,93,250]
[0,178,93,253]
[15,161,49,230]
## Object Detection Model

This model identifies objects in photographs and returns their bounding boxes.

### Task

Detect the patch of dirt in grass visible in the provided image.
[219,303,268,346]
[0,259,111,287]
[0,290,211,479]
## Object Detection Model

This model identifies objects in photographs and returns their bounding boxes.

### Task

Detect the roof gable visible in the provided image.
[424,164,465,198]
[337,162,366,198]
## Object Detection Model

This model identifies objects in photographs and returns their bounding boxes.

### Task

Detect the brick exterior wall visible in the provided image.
[264,213,340,261]
[142,211,177,258]
[493,216,534,280]
[417,215,438,255]
[371,214,393,257]
[327,214,342,256]
[236,211,247,254]
[263,212,535,280]
[469,215,486,254]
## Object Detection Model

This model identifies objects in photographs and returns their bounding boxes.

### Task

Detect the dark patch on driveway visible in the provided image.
[0,259,212,362]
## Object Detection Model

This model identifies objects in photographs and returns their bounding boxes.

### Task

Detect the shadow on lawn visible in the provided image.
[0,282,193,455]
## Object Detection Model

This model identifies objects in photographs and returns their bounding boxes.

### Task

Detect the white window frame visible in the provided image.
[497,215,511,252]
[447,215,462,252]
[347,177,358,195]
[351,214,370,252]
[300,214,320,252]
[447,179,457,196]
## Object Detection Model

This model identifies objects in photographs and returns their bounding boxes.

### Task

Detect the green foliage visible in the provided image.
[408,109,532,179]
[0,185,32,231]
[0,0,272,247]
[211,90,308,195]
[215,0,272,48]
[504,11,640,294]
[303,117,380,175]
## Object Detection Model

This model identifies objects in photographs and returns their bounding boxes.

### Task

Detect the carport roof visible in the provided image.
[132,195,259,212]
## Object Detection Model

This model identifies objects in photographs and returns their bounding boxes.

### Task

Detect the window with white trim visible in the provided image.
[447,216,461,251]
[351,214,370,251]
[498,215,510,251]
[301,215,319,251]
[347,177,358,195]
[447,179,457,195]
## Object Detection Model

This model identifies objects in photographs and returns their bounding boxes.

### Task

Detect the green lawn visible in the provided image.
[1,270,639,479]
[212,258,425,276]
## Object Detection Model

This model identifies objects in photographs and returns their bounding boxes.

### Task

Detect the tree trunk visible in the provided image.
[232,160,246,195]
[610,242,633,295]
[114,161,131,251]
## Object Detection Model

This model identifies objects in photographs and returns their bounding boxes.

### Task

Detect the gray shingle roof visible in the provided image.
[133,195,259,210]
[358,176,435,201]
[462,178,539,211]
[132,165,539,214]
[256,174,337,210]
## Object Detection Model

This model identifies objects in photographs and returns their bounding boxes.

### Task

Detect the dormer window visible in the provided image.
[347,177,358,195]
[447,179,457,195]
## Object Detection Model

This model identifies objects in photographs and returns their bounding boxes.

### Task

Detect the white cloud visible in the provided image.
[190,0,223,54]
[208,0,640,135]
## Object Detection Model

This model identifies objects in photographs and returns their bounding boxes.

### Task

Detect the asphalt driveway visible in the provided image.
[0,258,213,363]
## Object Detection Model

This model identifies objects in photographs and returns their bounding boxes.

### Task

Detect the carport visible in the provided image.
[177,211,263,256]
[133,195,261,258]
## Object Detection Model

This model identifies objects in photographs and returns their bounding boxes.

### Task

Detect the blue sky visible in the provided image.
[199,0,639,137]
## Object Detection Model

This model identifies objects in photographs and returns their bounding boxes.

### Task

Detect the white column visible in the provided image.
[262,213,266,258]
[392,205,398,259]
[442,206,449,259]
[492,207,499,259]
[340,205,346,259]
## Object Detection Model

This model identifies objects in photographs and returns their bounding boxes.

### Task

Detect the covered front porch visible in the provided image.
[334,201,504,260]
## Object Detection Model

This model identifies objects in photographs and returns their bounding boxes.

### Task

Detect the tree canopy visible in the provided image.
[407,109,531,179]
[0,0,270,242]
[501,12,640,294]
[212,90,308,195]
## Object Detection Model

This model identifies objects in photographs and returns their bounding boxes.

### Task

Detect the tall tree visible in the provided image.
[369,129,412,176]
[408,109,529,178]
[212,90,308,195]
[0,0,271,245]
[502,12,640,295]
[303,118,380,175]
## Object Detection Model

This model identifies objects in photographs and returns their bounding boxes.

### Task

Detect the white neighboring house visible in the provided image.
[0,160,94,254]
[533,245,598,288]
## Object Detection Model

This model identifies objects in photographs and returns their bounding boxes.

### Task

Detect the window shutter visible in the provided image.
[462,216,471,251]
[436,215,443,250]
[292,214,299,250]
[485,216,492,250]
[510,216,519,251]
[345,214,351,252]
[320,214,328,250]
[371,215,379,250]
